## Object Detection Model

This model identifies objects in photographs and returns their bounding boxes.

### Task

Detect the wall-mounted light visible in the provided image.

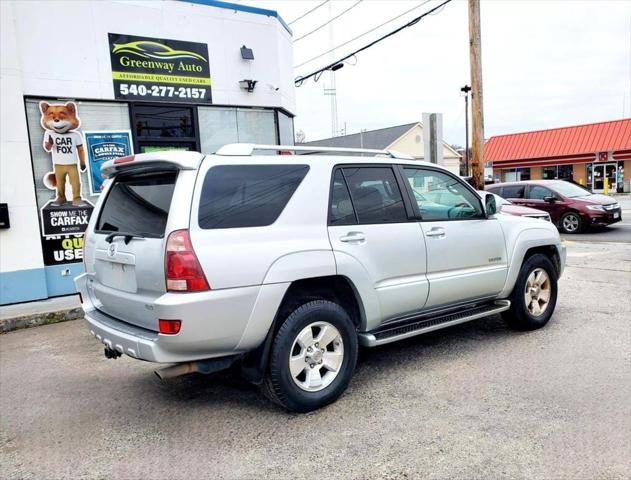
[240,45,254,60]
[239,79,257,92]
[330,63,344,72]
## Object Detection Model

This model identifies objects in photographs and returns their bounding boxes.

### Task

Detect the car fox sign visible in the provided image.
[108,33,212,103]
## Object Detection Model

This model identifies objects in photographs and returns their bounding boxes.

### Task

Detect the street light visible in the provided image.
[460,84,471,176]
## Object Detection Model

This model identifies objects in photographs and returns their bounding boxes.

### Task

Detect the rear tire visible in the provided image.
[560,211,582,233]
[262,300,358,413]
[502,253,558,331]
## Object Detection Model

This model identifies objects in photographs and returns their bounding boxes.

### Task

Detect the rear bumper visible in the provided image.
[75,273,277,363]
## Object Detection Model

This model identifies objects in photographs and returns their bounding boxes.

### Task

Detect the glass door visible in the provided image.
[130,104,200,153]
[592,163,617,193]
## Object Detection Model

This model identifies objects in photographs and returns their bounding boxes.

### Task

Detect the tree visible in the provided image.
[295,129,306,144]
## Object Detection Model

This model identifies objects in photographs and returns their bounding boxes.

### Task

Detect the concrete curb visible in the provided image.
[0,307,84,333]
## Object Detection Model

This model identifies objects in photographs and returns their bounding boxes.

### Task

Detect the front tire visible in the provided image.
[263,300,358,412]
[560,211,582,233]
[502,253,558,331]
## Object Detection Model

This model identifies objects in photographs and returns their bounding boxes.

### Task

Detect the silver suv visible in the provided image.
[75,144,566,412]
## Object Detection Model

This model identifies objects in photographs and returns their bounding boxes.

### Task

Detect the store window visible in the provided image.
[198,107,238,153]
[558,165,573,180]
[542,166,556,179]
[278,110,294,146]
[237,108,276,145]
[197,107,277,154]
[504,168,530,182]
[25,98,132,296]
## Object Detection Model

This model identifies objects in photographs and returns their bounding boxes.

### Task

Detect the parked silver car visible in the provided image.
[76,144,566,412]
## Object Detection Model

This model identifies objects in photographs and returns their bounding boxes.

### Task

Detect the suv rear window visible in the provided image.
[198,165,309,229]
[96,171,177,237]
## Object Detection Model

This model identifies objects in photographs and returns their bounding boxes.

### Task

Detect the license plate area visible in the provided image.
[95,259,138,293]
[614,212,620,219]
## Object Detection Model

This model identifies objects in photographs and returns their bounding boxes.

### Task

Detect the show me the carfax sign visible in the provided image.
[108,33,211,103]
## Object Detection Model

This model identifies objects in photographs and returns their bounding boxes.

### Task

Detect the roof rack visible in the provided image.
[214,143,414,160]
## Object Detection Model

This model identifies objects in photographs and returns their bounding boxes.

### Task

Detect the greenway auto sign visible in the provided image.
[108,33,211,103]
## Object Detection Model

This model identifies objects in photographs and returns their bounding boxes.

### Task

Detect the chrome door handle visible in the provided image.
[340,232,366,243]
[425,227,446,238]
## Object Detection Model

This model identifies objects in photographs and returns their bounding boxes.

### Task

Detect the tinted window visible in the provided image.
[199,165,308,229]
[502,185,525,199]
[342,167,407,224]
[528,185,553,200]
[329,170,356,225]
[97,172,177,237]
[403,168,483,220]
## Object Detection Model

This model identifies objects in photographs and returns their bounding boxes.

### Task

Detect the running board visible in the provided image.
[359,300,511,347]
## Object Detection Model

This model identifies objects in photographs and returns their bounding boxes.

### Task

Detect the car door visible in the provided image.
[523,184,562,223]
[400,166,508,309]
[327,166,429,326]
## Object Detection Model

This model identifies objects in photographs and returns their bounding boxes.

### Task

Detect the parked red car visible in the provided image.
[486,180,621,233]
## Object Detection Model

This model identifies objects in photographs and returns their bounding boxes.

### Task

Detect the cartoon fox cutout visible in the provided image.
[40,101,86,206]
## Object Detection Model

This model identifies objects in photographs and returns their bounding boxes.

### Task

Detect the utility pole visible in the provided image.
[460,84,471,176]
[468,0,485,189]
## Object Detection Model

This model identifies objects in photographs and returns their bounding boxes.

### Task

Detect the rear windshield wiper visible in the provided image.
[105,232,150,244]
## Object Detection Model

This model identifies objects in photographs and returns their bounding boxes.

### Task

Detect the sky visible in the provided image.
[255,0,631,146]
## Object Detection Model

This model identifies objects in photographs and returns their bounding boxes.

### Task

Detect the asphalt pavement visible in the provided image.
[1,240,630,479]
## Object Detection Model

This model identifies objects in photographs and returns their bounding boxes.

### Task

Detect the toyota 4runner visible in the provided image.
[75,144,566,412]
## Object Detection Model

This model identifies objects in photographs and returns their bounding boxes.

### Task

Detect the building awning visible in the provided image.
[485,118,631,168]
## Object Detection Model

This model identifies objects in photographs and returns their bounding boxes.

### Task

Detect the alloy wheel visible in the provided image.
[523,267,551,316]
[562,214,580,232]
[289,321,344,392]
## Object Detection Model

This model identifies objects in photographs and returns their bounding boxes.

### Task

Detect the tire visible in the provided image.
[262,300,358,413]
[502,253,558,331]
[560,211,582,233]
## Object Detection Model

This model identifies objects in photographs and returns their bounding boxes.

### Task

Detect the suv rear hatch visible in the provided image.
[87,154,201,332]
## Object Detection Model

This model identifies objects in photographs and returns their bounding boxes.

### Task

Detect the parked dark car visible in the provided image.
[486,180,621,233]
[477,191,551,222]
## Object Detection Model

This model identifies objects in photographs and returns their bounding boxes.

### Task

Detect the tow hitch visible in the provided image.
[104,346,122,359]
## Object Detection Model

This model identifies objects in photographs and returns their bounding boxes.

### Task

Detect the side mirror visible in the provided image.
[484,193,497,216]
[543,195,557,204]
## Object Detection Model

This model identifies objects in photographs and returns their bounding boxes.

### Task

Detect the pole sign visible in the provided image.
[84,131,133,195]
[108,33,211,104]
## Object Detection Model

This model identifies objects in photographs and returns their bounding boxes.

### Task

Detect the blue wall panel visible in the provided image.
[0,268,48,305]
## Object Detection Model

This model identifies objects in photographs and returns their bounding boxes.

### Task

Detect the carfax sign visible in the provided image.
[108,33,211,103]
[84,131,133,195]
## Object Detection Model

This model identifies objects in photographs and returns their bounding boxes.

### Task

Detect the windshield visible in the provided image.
[550,181,592,198]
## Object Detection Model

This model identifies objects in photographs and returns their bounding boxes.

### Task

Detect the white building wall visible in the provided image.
[0,1,47,277]
[11,0,295,111]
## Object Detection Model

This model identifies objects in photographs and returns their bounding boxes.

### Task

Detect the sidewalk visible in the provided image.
[0,295,82,333]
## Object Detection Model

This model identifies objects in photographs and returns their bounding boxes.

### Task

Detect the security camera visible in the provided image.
[268,84,280,91]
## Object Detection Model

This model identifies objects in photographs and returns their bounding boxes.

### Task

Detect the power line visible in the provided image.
[294,0,364,43]
[295,0,453,86]
[294,0,433,69]
[288,0,330,26]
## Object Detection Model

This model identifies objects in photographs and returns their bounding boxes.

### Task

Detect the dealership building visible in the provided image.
[486,119,631,193]
[0,0,294,304]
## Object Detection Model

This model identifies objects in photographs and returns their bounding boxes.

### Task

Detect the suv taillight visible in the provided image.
[165,229,209,292]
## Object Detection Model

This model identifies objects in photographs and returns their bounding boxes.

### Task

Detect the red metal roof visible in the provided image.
[485,119,631,163]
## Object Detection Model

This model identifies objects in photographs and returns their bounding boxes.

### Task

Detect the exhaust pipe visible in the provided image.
[154,355,237,380]
[155,362,199,380]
